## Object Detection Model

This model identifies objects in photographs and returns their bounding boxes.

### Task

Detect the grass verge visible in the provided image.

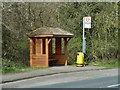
[2,67,48,74]
[88,61,119,67]
[69,60,119,67]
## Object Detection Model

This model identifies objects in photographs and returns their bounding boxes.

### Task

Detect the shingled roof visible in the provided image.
[27,27,74,38]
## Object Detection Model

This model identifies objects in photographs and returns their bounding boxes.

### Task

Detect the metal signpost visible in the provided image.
[83,16,91,66]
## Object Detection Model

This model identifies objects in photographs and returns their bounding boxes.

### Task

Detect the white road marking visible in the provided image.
[107,84,120,88]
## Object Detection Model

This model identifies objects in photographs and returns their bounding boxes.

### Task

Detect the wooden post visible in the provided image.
[30,38,33,67]
[46,38,49,67]
[49,38,52,58]
[64,38,67,66]
[55,38,61,54]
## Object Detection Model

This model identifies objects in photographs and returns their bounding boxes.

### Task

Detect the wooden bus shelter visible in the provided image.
[27,27,74,67]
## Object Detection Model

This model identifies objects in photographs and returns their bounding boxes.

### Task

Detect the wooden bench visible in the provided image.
[49,59,57,66]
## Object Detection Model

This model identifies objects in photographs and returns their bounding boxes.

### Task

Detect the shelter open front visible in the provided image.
[27,27,73,67]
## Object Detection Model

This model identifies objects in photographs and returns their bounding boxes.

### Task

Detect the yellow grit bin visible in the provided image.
[76,52,84,67]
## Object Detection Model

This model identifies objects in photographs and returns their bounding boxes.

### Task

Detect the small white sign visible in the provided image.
[84,17,91,28]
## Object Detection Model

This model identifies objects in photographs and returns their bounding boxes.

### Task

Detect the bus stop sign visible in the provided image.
[84,17,91,28]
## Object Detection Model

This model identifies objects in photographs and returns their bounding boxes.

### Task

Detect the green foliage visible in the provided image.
[59,2,118,64]
[2,59,14,67]
[2,26,30,67]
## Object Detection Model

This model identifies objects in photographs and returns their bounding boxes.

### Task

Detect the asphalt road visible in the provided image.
[34,75,119,88]
[2,68,119,88]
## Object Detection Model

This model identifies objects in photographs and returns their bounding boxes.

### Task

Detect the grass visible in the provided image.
[2,60,119,74]
[2,66,48,74]
[88,61,119,67]
[69,60,119,68]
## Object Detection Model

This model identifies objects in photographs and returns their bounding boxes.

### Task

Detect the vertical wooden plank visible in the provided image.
[36,38,42,55]
[46,38,49,67]
[41,39,43,54]
[64,38,67,66]
[55,38,61,54]
[39,39,42,54]
[30,38,33,67]
[35,39,37,54]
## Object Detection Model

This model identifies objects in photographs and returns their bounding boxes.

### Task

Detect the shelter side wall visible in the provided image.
[53,54,66,65]
[31,54,48,67]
